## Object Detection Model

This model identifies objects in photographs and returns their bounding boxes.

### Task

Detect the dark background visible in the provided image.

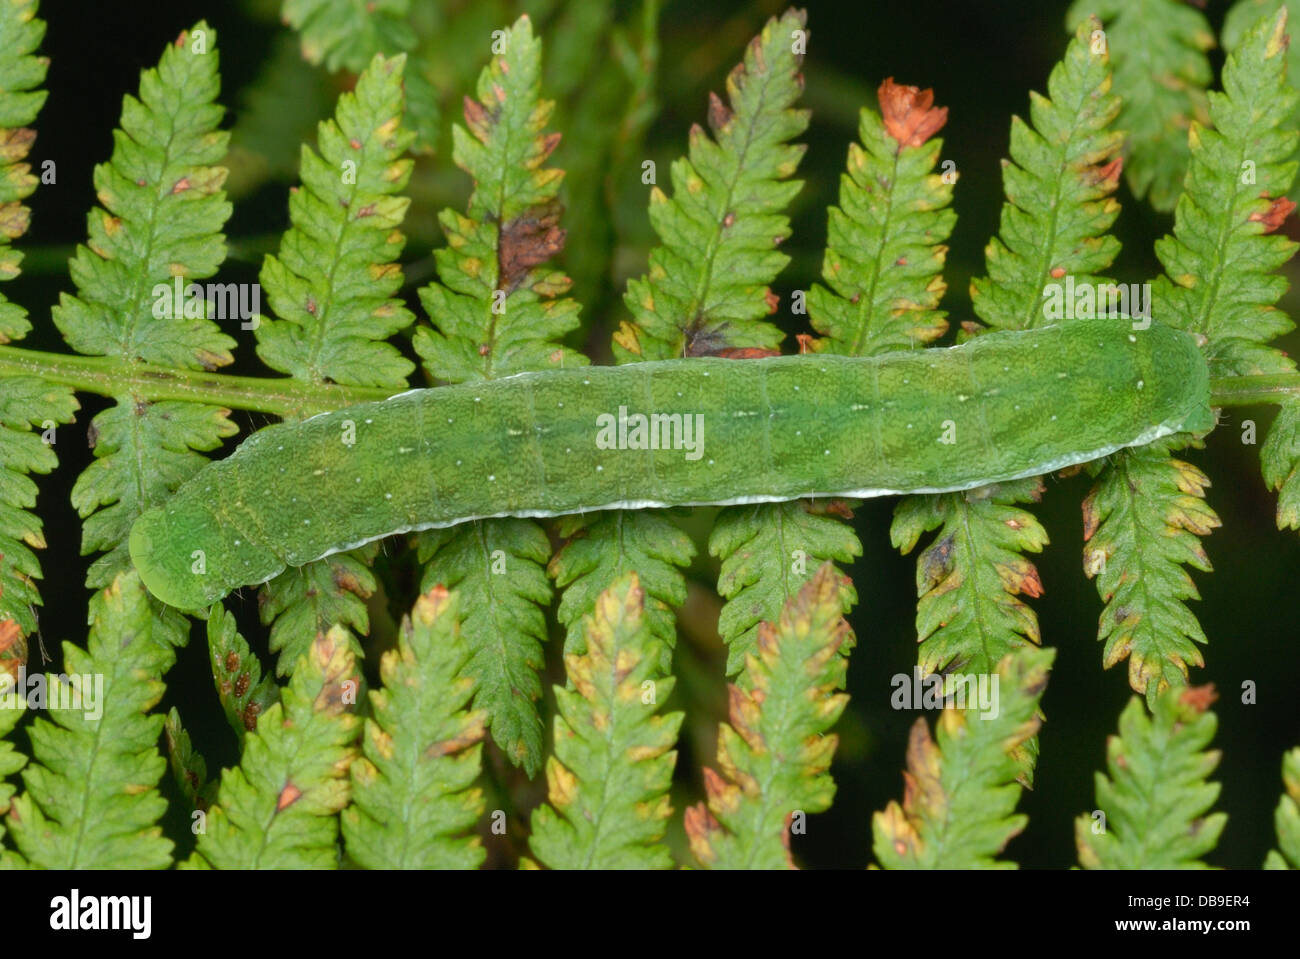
[10,0,1300,868]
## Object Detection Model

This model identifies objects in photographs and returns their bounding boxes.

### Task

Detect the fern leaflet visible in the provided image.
[527,573,683,869]
[342,586,487,869]
[1075,685,1225,868]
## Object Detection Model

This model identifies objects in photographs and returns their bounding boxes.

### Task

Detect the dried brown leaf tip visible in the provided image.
[878,77,948,150]
[1249,195,1296,233]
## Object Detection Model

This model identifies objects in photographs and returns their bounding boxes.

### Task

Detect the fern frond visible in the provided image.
[207,603,278,740]
[164,706,213,812]
[891,478,1047,678]
[411,14,585,382]
[0,0,46,343]
[342,586,487,870]
[893,21,1120,684]
[254,51,414,389]
[0,637,26,865]
[0,0,76,646]
[259,544,377,678]
[282,0,416,74]
[872,646,1054,869]
[685,564,851,870]
[614,7,807,361]
[709,500,860,675]
[192,628,359,868]
[6,572,182,868]
[53,23,235,594]
[806,78,954,355]
[608,8,812,677]
[1082,439,1219,704]
[1154,7,1298,375]
[1066,0,1213,212]
[1154,8,1299,533]
[412,16,582,777]
[528,573,683,869]
[1224,0,1300,204]
[252,52,412,673]
[549,511,694,674]
[1075,685,1225,868]
[417,521,551,776]
[970,15,1123,333]
[1265,747,1300,869]
[1262,401,1300,530]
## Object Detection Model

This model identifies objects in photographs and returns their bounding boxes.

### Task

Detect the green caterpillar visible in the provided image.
[128,318,1213,610]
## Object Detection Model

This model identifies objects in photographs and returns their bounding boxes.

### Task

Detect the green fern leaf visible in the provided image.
[259,544,377,678]
[254,52,414,389]
[0,0,76,646]
[282,0,416,74]
[412,15,584,777]
[253,52,413,673]
[971,15,1123,333]
[7,572,182,868]
[1224,0,1300,205]
[342,585,487,870]
[894,20,1120,684]
[52,23,236,595]
[417,521,551,776]
[528,573,683,869]
[193,628,359,868]
[891,478,1048,678]
[1154,8,1299,532]
[549,510,694,674]
[1066,0,1213,211]
[0,0,46,344]
[614,7,807,361]
[872,646,1055,869]
[1265,747,1300,869]
[1075,685,1225,868]
[1262,401,1300,530]
[207,603,278,740]
[411,14,586,382]
[0,648,26,865]
[806,79,955,355]
[685,564,851,869]
[603,9,811,679]
[164,706,213,812]
[710,500,860,676]
[1082,439,1219,704]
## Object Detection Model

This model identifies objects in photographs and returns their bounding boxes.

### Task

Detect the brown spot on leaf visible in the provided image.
[224,651,239,672]
[1093,156,1123,187]
[171,177,190,195]
[234,673,249,698]
[277,782,302,810]
[498,205,565,293]
[707,91,733,133]
[242,702,261,732]
[349,137,362,150]
[1050,266,1066,279]
[479,343,491,356]
[878,77,948,150]
[1249,196,1296,233]
[764,289,780,314]
[86,421,99,449]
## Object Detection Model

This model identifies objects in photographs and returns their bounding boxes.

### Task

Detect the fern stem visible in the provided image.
[0,345,392,416]
[1209,374,1300,407]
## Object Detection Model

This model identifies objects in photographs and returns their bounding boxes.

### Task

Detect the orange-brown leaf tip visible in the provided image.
[1179,684,1218,712]
[277,781,302,810]
[878,77,948,149]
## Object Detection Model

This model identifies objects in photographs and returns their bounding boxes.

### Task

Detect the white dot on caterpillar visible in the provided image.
[1051,415,1057,421]
[303,519,310,525]
[488,475,496,481]
[474,396,481,403]
[234,540,240,546]
[1128,334,1137,343]
[1137,380,1145,390]
[365,418,373,424]
[385,493,392,500]
[596,465,603,472]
